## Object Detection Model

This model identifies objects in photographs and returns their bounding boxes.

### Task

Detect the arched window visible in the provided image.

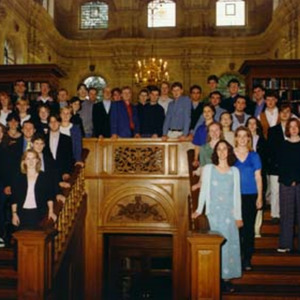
[3,40,16,65]
[216,0,245,26]
[81,1,108,29]
[83,76,107,101]
[148,0,176,28]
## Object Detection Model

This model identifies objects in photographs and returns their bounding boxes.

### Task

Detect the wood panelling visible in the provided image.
[187,233,224,300]
[83,138,193,300]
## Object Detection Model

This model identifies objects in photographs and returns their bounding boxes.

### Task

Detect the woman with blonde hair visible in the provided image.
[0,92,13,126]
[192,122,224,191]
[234,126,263,271]
[11,149,57,229]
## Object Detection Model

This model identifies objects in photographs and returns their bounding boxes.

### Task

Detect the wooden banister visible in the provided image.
[13,149,89,300]
[187,149,224,299]
[187,232,224,300]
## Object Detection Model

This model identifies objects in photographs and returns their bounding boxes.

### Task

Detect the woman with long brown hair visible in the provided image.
[192,140,243,292]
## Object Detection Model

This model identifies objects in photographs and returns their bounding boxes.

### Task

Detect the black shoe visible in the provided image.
[243,260,252,271]
[271,217,280,224]
[222,280,235,293]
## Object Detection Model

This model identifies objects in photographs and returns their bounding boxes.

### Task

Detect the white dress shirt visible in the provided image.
[23,178,37,209]
[49,131,60,159]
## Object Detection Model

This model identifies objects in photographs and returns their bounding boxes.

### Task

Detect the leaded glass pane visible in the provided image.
[81,1,108,29]
[83,76,107,102]
[216,0,245,26]
[148,0,176,28]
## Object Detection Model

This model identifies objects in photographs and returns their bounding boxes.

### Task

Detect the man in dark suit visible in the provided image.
[93,86,112,138]
[110,86,140,138]
[220,78,241,113]
[267,104,292,223]
[46,115,73,180]
[189,84,203,133]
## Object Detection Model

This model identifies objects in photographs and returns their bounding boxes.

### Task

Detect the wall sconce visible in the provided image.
[89,64,95,72]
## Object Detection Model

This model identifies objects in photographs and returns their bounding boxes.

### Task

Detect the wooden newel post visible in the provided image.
[13,229,56,300]
[187,232,224,300]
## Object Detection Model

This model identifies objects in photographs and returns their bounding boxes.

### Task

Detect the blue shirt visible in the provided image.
[192,123,207,146]
[234,151,261,194]
[162,96,191,136]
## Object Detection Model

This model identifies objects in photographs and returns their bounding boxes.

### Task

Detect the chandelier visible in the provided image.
[134,57,169,86]
[133,0,170,86]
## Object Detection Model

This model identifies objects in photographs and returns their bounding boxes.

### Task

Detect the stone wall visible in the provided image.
[0,0,299,98]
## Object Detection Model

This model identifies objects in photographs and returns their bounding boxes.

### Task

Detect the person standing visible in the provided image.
[192,140,243,292]
[162,82,191,141]
[267,104,292,223]
[234,127,263,270]
[93,87,112,138]
[110,86,140,138]
[277,118,300,253]
[140,87,165,138]
[11,149,57,229]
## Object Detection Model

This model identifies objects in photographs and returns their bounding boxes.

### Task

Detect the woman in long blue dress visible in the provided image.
[192,140,243,292]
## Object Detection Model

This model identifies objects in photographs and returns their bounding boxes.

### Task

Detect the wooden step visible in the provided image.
[0,248,14,262]
[0,265,17,280]
[255,234,298,249]
[255,234,279,249]
[261,221,280,235]
[0,289,17,300]
[252,249,300,267]
[223,284,300,299]
[232,266,300,285]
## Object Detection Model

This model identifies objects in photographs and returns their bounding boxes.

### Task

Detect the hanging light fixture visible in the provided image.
[134,0,170,86]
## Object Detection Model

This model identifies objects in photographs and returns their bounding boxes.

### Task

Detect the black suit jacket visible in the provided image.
[93,101,111,138]
[11,172,54,218]
[45,132,73,177]
[267,124,285,175]
[190,102,203,131]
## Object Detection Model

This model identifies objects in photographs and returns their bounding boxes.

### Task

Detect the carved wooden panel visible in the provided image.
[113,145,164,174]
[110,195,167,223]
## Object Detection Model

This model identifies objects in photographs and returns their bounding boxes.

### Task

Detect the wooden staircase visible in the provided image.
[223,207,300,300]
[0,246,17,299]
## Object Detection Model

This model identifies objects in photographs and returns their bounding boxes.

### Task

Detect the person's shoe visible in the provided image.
[255,233,261,238]
[243,260,252,271]
[0,237,5,248]
[277,247,291,253]
[222,280,235,293]
[271,217,280,224]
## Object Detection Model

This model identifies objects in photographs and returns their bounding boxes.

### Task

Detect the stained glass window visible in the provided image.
[216,0,245,26]
[148,0,176,28]
[81,1,108,29]
[83,76,107,102]
[4,40,16,65]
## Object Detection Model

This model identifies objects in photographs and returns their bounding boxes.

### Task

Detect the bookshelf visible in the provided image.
[239,60,300,113]
[0,64,66,100]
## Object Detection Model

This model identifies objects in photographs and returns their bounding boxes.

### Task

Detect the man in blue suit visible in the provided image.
[110,86,140,138]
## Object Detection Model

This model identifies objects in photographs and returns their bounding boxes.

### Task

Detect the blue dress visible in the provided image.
[208,166,242,279]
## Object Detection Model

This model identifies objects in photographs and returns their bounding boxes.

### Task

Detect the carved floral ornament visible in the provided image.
[110,195,167,223]
[113,145,164,174]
